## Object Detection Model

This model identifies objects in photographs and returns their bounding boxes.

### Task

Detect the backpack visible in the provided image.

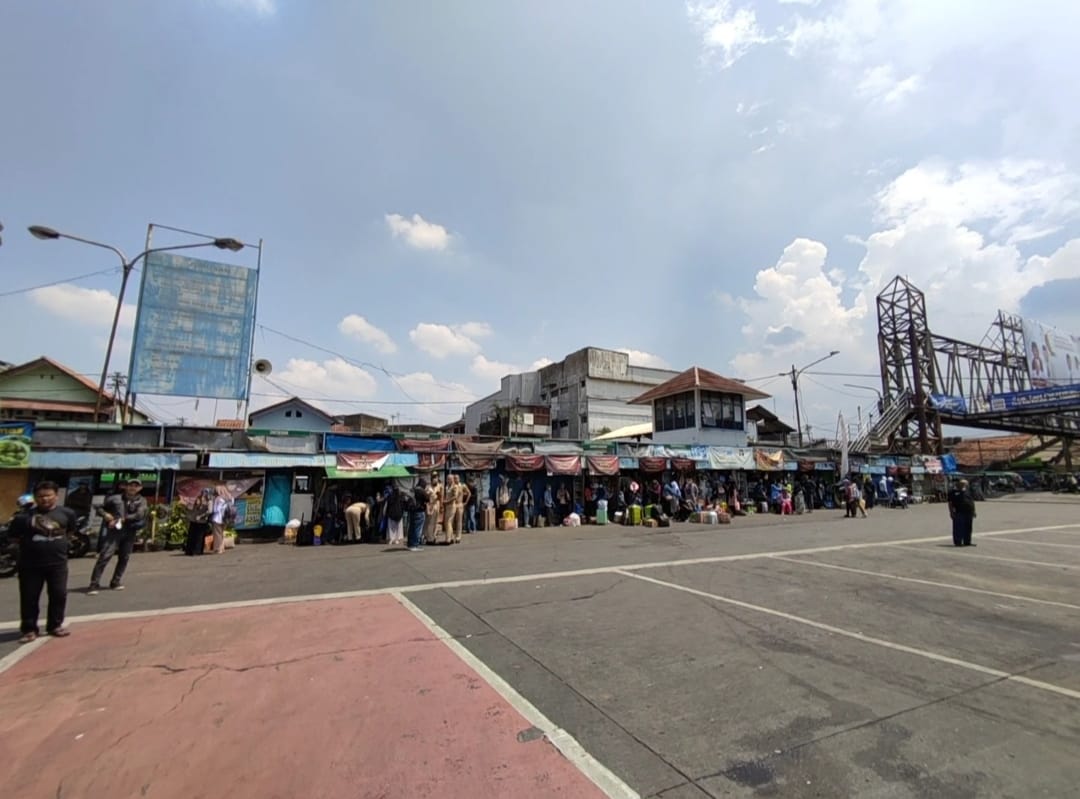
[412,486,428,512]
[222,500,238,528]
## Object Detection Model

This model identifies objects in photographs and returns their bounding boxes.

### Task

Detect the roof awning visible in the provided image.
[324,465,413,480]
[591,422,653,441]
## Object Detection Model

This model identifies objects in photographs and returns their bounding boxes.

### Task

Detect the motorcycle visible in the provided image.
[67,515,95,559]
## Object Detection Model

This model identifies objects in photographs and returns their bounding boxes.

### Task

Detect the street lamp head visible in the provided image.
[212,237,245,252]
[28,225,61,240]
[828,350,840,356]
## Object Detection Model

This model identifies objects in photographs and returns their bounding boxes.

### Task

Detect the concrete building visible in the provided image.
[337,412,389,434]
[464,347,680,440]
[629,366,770,447]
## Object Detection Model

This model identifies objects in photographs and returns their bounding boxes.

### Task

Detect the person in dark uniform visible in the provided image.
[948,478,977,547]
[89,478,149,593]
[10,481,76,643]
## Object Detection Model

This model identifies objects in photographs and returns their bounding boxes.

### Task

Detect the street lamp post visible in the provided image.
[780,350,840,448]
[843,383,885,415]
[28,225,245,422]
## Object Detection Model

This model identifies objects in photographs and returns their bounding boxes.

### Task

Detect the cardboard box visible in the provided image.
[643,519,659,528]
[497,518,518,531]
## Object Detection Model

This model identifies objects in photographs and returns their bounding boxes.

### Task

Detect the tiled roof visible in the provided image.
[947,434,1035,467]
[629,366,771,405]
[0,356,116,400]
[215,419,246,429]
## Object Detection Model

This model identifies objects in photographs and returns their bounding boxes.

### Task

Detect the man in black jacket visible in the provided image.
[89,478,149,594]
[948,479,977,547]
[11,481,76,643]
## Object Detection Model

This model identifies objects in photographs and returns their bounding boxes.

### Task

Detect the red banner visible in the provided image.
[336,453,389,471]
[586,455,620,475]
[506,453,545,472]
[400,438,449,471]
[545,455,582,475]
[638,456,668,472]
[670,457,696,471]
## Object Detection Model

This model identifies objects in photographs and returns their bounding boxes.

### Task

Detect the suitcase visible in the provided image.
[596,508,608,525]
[483,507,496,531]
[295,523,314,547]
[629,505,643,525]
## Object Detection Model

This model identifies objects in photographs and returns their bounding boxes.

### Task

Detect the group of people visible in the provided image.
[328,475,479,551]
[182,485,237,556]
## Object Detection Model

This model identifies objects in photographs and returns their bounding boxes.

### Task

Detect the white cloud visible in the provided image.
[408,322,495,358]
[273,357,378,405]
[687,1,773,69]
[617,349,671,369]
[214,0,276,16]
[875,159,1080,244]
[471,355,518,385]
[337,314,397,354]
[385,213,451,251]
[728,158,1080,382]
[530,357,554,370]
[30,284,135,330]
[395,371,476,404]
[856,64,921,106]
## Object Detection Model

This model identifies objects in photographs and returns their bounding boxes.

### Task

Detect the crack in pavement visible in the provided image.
[472,577,628,616]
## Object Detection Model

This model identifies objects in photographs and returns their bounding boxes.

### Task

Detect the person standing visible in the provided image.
[385,486,405,546]
[517,482,534,528]
[184,488,213,556]
[948,478,977,547]
[407,479,428,552]
[424,478,441,545]
[89,479,148,594]
[12,481,75,643]
[464,478,478,533]
[209,485,232,555]
[455,476,470,539]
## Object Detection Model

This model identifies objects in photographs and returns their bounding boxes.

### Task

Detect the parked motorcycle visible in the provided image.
[67,515,94,559]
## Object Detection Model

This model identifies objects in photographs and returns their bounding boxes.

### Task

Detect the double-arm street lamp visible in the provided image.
[28,224,246,422]
[780,350,840,448]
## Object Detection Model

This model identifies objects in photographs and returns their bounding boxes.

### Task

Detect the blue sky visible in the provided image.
[2,0,1079,435]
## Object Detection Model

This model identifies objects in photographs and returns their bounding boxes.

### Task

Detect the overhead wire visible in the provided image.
[0,267,123,298]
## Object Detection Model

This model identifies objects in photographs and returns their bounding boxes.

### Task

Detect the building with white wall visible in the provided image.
[464,347,680,439]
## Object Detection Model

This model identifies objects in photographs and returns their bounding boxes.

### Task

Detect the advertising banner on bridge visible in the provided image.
[1021,316,1080,389]
[987,383,1080,413]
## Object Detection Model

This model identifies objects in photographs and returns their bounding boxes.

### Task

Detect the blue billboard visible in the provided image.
[987,383,1080,413]
[129,252,259,400]
[929,393,968,414]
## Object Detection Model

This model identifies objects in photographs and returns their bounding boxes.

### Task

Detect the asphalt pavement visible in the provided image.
[2,494,1078,798]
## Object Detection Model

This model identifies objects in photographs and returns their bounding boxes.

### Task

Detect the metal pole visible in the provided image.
[95,259,135,421]
[241,238,263,426]
[123,223,154,424]
[791,365,804,448]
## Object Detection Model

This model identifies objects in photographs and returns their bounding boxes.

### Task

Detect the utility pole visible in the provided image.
[107,372,127,424]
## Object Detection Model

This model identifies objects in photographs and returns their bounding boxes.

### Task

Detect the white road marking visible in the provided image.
[1,522,1077,632]
[769,555,1080,611]
[0,635,50,675]
[991,538,1080,550]
[394,592,640,799]
[614,570,1080,702]
[891,544,1080,571]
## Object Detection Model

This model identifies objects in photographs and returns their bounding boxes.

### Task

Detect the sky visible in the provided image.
[2,0,1079,438]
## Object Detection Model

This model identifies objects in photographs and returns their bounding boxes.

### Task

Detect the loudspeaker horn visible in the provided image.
[253,359,273,376]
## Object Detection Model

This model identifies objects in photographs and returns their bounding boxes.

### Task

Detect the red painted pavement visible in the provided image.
[0,595,609,799]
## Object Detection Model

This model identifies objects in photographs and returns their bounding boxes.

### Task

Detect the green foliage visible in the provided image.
[153,501,190,546]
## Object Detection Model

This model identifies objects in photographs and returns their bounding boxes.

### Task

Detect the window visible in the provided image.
[296,411,303,418]
[700,391,744,430]
[285,410,293,418]
[654,391,696,432]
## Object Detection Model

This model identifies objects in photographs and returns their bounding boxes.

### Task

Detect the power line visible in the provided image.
[803,370,881,378]
[0,267,122,298]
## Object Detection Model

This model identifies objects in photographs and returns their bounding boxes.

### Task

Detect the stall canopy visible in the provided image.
[453,438,503,470]
[325,465,413,480]
[586,455,620,475]
[30,451,186,471]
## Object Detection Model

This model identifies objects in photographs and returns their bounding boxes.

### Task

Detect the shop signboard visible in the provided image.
[1020,315,1080,388]
[129,252,259,400]
[335,453,389,471]
[0,422,33,469]
[707,447,754,470]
